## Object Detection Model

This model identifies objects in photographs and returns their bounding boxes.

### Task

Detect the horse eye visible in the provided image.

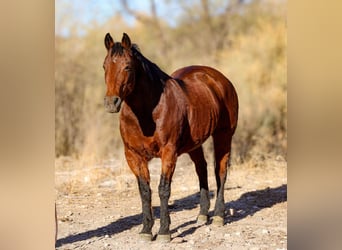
[124,66,132,72]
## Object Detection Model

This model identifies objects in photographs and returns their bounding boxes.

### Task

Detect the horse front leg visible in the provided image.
[125,148,154,240]
[157,147,177,242]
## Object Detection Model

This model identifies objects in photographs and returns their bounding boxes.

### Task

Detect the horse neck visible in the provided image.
[125,67,165,116]
[124,69,165,137]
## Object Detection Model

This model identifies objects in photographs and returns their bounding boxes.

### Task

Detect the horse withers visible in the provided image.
[103,33,238,242]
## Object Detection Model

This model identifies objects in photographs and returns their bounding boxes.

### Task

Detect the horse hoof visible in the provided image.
[197,214,208,224]
[212,216,224,226]
[139,233,153,241]
[157,234,171,242]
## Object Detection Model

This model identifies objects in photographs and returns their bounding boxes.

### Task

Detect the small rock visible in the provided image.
[262,229,270,234]
[201,237,208,243]
[239,210,246,215]
[189,239,195,245]
[60,216,73,222]
[276,155,284,161]
[99,180,116,188]
[235,231,241,236]
[171,237,184,243]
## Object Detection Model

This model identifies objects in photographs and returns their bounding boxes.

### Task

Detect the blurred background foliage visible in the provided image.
[55,0,286,165]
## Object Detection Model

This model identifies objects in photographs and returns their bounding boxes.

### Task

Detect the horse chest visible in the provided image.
[120,117,161,159]
[128,134,160,159]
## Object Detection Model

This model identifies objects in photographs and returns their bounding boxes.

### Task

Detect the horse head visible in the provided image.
[103,33,135,113]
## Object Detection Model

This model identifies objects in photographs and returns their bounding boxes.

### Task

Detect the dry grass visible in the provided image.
[55,151,286,198]
[223,18,287,163]
[55,156,133,194]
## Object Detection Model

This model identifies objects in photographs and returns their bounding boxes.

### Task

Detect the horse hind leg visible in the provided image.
[188,146,210,223]
[212,129,233,226]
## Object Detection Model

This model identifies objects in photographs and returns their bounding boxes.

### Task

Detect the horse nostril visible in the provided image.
[113,96,122,109]
[104,96,122,113]
[113,97,120,105]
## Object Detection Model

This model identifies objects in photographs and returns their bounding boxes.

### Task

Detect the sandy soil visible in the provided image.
[55,155,287,250]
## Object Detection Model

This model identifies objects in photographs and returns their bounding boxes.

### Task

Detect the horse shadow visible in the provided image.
[56,184,287,248]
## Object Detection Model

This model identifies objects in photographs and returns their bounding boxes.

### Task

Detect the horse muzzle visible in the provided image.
[104,96,122,113]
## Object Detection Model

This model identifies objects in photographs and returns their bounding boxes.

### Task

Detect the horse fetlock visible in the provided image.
[212,215,224,226]
[156,233,171,242]
[139,232,153,242]
[197,214,208,224]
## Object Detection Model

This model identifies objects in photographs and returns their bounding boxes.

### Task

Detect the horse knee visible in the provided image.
[138,178,151,200]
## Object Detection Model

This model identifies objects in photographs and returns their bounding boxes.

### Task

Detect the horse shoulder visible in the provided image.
[119,106,140,141]
[152,80,188,145]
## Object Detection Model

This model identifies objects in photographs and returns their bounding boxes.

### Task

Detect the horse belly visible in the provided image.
[178,107,218,154]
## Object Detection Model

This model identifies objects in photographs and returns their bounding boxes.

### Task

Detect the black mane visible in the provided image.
[131,46,171,85]
[110,42,171,87]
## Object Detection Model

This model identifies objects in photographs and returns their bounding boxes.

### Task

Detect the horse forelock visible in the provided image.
[111,42,125,56]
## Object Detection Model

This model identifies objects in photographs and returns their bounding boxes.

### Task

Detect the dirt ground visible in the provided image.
[55,154,287,250]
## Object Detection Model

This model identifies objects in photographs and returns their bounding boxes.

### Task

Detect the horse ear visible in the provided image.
[121,33,131,49]
[104,33,114,50]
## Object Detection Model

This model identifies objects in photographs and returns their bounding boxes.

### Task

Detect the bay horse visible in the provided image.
[103,33,238,241]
